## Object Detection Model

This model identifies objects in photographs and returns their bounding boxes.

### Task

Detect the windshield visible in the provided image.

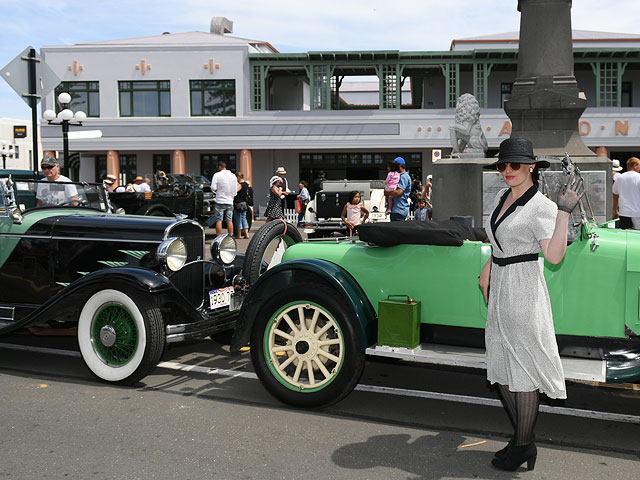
[1,178,111,213]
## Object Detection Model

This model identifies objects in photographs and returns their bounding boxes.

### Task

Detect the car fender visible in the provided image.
[142,204,174,217]
[231,258,377,353]
[1,267,175,335]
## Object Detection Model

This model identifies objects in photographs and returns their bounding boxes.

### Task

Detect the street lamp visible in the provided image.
[43,92,86,177]
[0,140,16,169]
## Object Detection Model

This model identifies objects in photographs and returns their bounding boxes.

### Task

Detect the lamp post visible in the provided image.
[43,92,86,177]
[0,140,16,169]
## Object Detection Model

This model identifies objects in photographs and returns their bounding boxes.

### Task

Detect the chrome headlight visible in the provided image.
[157,237,187,271]
[210,234,237,265]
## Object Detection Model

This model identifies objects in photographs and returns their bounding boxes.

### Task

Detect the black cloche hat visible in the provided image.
[483,137,550,170]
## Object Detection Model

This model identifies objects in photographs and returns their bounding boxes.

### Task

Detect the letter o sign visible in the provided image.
[579,121,591,136]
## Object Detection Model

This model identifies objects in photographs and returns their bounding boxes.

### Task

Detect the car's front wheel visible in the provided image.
[77,288,165,384]
[251,283,364,408]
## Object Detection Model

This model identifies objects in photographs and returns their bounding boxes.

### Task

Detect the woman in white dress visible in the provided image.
[478,137,584,472]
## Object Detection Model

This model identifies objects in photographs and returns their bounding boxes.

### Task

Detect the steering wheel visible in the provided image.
[58,199,88,207]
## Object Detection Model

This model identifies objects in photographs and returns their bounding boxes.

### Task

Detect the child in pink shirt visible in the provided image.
[341,190,370,236]
[384,160,401,213]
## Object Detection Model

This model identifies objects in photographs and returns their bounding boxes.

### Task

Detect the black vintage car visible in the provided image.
[108,173,213,224]
[0,175,245,384]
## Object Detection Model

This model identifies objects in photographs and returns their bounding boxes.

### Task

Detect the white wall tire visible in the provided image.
[77,288,164,384]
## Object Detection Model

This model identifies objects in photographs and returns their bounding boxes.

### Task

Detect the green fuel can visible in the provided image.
[377,295,421,349]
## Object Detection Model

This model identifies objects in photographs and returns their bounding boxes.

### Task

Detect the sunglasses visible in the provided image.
[496,162,523,172]
[41,165,56,170]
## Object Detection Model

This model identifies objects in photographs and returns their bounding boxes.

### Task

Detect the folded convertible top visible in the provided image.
[355,220,487,247]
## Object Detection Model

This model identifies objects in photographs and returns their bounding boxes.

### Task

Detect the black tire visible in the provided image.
[77,288,165,385]
[242,220,302,284]
[250,283,365,408]
[247,207,253,230]
[148,210,167,217]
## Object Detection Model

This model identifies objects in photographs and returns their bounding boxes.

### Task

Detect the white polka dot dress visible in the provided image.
[484,186,567,399]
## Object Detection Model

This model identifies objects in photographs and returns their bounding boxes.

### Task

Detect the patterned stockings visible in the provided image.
[496,384,540,445]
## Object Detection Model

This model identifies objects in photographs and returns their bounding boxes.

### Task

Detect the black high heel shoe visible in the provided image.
[491,443,537,471]
[494,439,512,459]
[495,434,534,459]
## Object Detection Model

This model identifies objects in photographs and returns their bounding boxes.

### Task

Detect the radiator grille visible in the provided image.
[166,222,204,307]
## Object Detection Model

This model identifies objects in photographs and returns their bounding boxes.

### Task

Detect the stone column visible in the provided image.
[239,149,253,186]
[106,150,120,187]
[505,0,593,156]
[172,150,186,174]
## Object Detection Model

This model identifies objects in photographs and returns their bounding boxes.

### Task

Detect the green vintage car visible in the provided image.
[232,164,640,408]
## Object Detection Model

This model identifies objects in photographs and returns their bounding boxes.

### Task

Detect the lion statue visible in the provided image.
[449,93,488,156]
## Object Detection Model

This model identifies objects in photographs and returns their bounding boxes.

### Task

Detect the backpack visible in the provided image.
[247,185,254,207]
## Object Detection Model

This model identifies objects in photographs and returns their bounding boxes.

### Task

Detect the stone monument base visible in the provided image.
[431,156,613,230]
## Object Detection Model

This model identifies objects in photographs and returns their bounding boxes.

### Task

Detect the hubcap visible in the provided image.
[99,325,117,347]
[295,340,310,354]
[266,302,344,392]
[91,303,138,366]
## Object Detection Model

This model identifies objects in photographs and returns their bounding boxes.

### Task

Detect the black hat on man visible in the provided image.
[483,137,550,170]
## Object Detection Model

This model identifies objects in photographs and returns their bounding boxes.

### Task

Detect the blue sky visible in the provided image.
[1,0,639,120]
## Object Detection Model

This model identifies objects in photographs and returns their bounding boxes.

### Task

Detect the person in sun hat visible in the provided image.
[479,137,584,471]
[275,166,292,210]
[36,155,79,206]
[134,175,150,193]
[611,159,623,181]
[103,174,117,192]
[264,175,284,222]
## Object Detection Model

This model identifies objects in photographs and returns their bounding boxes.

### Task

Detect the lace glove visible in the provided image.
[557,175,585,213]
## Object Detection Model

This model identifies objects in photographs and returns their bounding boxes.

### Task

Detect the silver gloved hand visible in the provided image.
[557,175,585,213]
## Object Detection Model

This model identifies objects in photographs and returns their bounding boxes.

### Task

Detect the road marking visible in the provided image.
[2,342,639,425]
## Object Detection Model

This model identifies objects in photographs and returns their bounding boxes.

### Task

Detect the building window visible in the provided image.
[622,81,632,107]
[200,153,237,179]
[95,154,107,182]
[119,81,170,117]
[501,83,513,107]
[55,81,100,117]
[119,154,138,184]
[153,154,170,174]
[299,152,422,186]
[190,80,236,116]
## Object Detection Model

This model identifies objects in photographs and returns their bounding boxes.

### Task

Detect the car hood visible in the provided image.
[15,210,176,242]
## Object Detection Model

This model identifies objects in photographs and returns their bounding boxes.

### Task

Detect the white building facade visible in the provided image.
[39,19,640,206]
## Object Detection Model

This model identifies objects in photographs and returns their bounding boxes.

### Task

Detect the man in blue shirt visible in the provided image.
[388,156,411,221]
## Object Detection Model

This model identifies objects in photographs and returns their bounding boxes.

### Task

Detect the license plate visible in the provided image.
[209,287,234,310]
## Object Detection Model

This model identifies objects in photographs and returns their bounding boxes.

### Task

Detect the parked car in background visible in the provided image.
[0,174,245,384]
[302,179,388,237]
[233,162,640,408]
[109,172,213,224]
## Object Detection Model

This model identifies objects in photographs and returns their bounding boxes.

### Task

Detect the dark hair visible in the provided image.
[300,180,308,187]
[532,165,540,185]
[387,160,400,172]
[348,190,361,203]
[218,161,227,169]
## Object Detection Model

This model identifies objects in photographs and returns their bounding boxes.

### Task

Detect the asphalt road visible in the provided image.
[2,223,639,478]
[1,335,639,480]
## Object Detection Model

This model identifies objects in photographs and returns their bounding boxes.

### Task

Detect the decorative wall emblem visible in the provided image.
[135,60,152,75]
[67,61,84,76]
[204,58,220,74]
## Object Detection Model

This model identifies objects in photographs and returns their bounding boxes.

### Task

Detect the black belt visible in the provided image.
[492,253,539,266]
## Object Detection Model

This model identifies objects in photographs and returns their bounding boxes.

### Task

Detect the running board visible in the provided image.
[366,343,607,383]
